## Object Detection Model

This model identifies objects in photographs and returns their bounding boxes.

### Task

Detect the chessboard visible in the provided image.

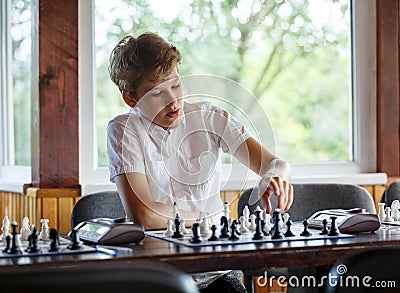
[146,207,355,248]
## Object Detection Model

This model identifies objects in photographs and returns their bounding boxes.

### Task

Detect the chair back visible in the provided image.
[70,191,125,230]
[238,183,376,221]
[0,260,200,293]
[380,179,400,207]
[325,248,400,293]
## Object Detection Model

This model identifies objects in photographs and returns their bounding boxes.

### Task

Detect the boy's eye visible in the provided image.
[172,83,180,89]
[151,91,162,97]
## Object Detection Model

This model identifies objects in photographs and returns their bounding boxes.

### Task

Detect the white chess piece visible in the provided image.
[282,213,290,226]
[20,216,31,241]
[383,207,394,222]
[391,200,400,221]
[239,216,249,233]
[249,214,257,230]
[181,220,189,234]
[200,216,211,235]
[39,219,50,241]
[165,220,174,236]
[378,203,386,221]
[243,206,250,227]
[1,215,10,242]
[223,202,230,220]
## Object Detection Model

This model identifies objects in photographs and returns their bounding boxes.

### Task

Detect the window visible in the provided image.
[0,0,32,189]
[80,0,377,188]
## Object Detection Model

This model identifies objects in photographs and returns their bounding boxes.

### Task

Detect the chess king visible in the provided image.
[106,32,293,292]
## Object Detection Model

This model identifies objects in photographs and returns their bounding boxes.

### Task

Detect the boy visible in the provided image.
[107,32,293,292]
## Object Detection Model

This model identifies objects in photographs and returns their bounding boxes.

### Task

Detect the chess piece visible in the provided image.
[172,215,184,239]
[39,219,50,241]
[249,214,257,230]
[181,220,189,234]
[219,216,230,238]
[300,219,312,237]
[2,235,11,253]
[229,220,240,241]
[200,216,211,235]
[282,213,290,226]
[9,222,22,254]
[172,201,178,219]
[49,228,61,252]
[243,205,250,227]
[239,216,249,233]
[378,203,386,221]
[190,223,202,244]
[271,210,285,239]
[165,220,174,236]
[284,219,295,237]
[26,226,40,253]
[20,216,31,241]
[320,219,329,235]
[67,229,83,250]
[223,202,231,220]
[208,225,219,241]
[263,213,272,234]
[1,215,10,242]
[328,217,340,236]
[383,207,394,222]
[392,201,400,221]
[252,210,265,240]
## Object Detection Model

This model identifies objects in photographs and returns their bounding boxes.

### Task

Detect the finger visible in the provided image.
[276,180,287,211]
[269,177,281,196]
[283,184,294,212]
[262,191,272,214]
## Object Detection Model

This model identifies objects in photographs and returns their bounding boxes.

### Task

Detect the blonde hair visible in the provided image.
[109,32,182,97]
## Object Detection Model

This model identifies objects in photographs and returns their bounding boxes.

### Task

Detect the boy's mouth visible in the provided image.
[166,109,180,118]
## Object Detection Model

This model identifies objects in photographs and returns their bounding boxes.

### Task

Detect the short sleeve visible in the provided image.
[106,116,146,183]
[204,104,251,155]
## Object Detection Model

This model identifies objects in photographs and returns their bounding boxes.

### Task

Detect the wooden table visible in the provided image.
[1,226,400,274]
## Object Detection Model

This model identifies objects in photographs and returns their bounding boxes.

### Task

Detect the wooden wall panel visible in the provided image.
[376,0,400,176]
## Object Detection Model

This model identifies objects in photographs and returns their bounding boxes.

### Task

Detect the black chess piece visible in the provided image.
[219,216,230,238]
[172,215,184,239]
[271,210,285,239]
[328,216,340,236]
[27,226,40,253]
[300,219,312,237]
[320,219,329,235]
[208,225,219,241]
[9,222,22,254]
[67,229,83,250]
[49,228,61,252]
[229,220,240,241]
[3,235,11,253]
[284,219,295,237]
[190,223,202,244]
[252,210,265,240]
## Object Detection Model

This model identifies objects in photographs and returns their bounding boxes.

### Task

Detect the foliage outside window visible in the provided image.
[93,0,350,166]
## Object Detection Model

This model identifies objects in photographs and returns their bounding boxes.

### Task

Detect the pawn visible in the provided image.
[378,203,386,221]
[328,216,340,236]
[208,225,219,241]
[320,219,329,235]
[284,219,295,237]
[67,229,82,250]
[49,228,61,252]
[172,215,184,239]
[190,223,202,244]
[383,207,394,222]
[181,220,189,234]
[249,214,257,230]
[165,220,174,236]
[239,216,249,233]
[300,219,312,237]
[229,220,240,241]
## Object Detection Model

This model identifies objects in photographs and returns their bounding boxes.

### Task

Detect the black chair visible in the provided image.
[0,260,200,293]
[325,248,400,293]
[70,191,126,230]
[238,183,377,293]
[380,179,400,207]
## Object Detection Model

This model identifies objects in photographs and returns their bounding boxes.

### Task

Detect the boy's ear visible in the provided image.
[122,91,137,108]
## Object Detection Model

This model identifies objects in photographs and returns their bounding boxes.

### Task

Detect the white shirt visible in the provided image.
[107,101,250,214]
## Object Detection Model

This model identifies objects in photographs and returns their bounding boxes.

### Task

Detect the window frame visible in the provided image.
[78,0,383,192]
[0,0,32,192]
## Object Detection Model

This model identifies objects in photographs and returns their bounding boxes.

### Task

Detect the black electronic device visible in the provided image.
[74,217,145,244]
[308,208,380,233]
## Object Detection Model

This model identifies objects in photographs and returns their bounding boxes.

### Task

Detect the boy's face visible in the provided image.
[135,68,183,130]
